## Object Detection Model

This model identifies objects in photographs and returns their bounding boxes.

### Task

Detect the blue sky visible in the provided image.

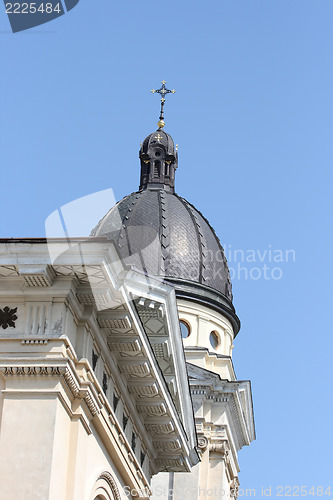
[1,0,333,496]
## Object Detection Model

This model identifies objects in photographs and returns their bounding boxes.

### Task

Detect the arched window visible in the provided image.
[90,472,121,500]
[153,160,160,177]
[209,331,220,350]
[180,320,191,338]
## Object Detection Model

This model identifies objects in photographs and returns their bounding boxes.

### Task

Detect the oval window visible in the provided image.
[180,320,191,338]
[209,331,219,350]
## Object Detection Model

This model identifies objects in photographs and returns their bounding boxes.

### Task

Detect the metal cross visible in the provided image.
[151,80,176,100]
[151,80,176,129]
[154,133,163,143]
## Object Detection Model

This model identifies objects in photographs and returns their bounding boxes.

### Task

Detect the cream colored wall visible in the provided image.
[0,389,59,499]
[177,300,234,357]
[151,452,231,500]
[0,360,137,500]
[150,299,239,500]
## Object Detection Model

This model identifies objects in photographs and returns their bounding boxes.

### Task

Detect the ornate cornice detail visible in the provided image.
[0,360,101,418]
[137,402,167,416]
[0,365,62,376]
[229,393,247,447]
[209,440,230,462]
[64,368,80,397]
[84,391,100,417]
[21,339,48,345]
[145,421,174,434]
[230,477,240,499]
[0,265,19,277]
[155,457,184,472]
[153,439,181,451]
[191,375,250,448]
[18,264,55,287]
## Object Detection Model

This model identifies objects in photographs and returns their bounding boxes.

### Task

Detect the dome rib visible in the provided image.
[174,194,204,284]
[177,195,233,301]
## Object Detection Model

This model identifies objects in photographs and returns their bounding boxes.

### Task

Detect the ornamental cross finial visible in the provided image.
[151,80,176,129]
[155,133,163,143]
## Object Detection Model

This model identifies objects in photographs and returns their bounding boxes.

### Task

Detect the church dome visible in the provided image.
[92,119,240,334]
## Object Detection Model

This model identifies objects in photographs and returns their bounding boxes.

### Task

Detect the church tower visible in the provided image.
[91,82,255,499]
[0,82,254,499]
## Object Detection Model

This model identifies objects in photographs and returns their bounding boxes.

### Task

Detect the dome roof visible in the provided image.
[142,129,175,156]
[91,189,240,334]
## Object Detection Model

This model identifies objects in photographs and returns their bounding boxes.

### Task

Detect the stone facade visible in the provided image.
[151,300,255,500]
[0,236,254,499]
[0,239,198,500]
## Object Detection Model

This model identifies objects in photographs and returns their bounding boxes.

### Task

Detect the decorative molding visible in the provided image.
[76,292,109,308]
[209,440,230,462]
[21,339,48,345]
[1,365,62,376]
[1,361,101,419]
[18,265,55,287]
[197,435,209,451]
[84,391,100,417]
[151,342,168,358]
[153,439,181,451]
[137,402,167,416]
[64,368,80,397]
[97,471,121,500]
[230,393,247,447]
[25,303,50,336]
[129,382,159,398]
[0,306,17,329]
[156,457,184,470]
[108,339,141,353]
[0,265,19,277]
[53,264,105,286]
[230,477,240,499]
[97,311,131,330]
[120,361,150,377]
[145,421,174,434]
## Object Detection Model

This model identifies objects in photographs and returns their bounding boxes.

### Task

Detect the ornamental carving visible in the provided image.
[1,366,62,376]
[197,436,208,451]
[0,307,17,329]
[96,471,121,500]
[209,440,230,462]
[230,478,240,499]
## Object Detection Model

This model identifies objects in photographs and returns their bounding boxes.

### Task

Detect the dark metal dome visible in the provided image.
[91,189,240,334]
